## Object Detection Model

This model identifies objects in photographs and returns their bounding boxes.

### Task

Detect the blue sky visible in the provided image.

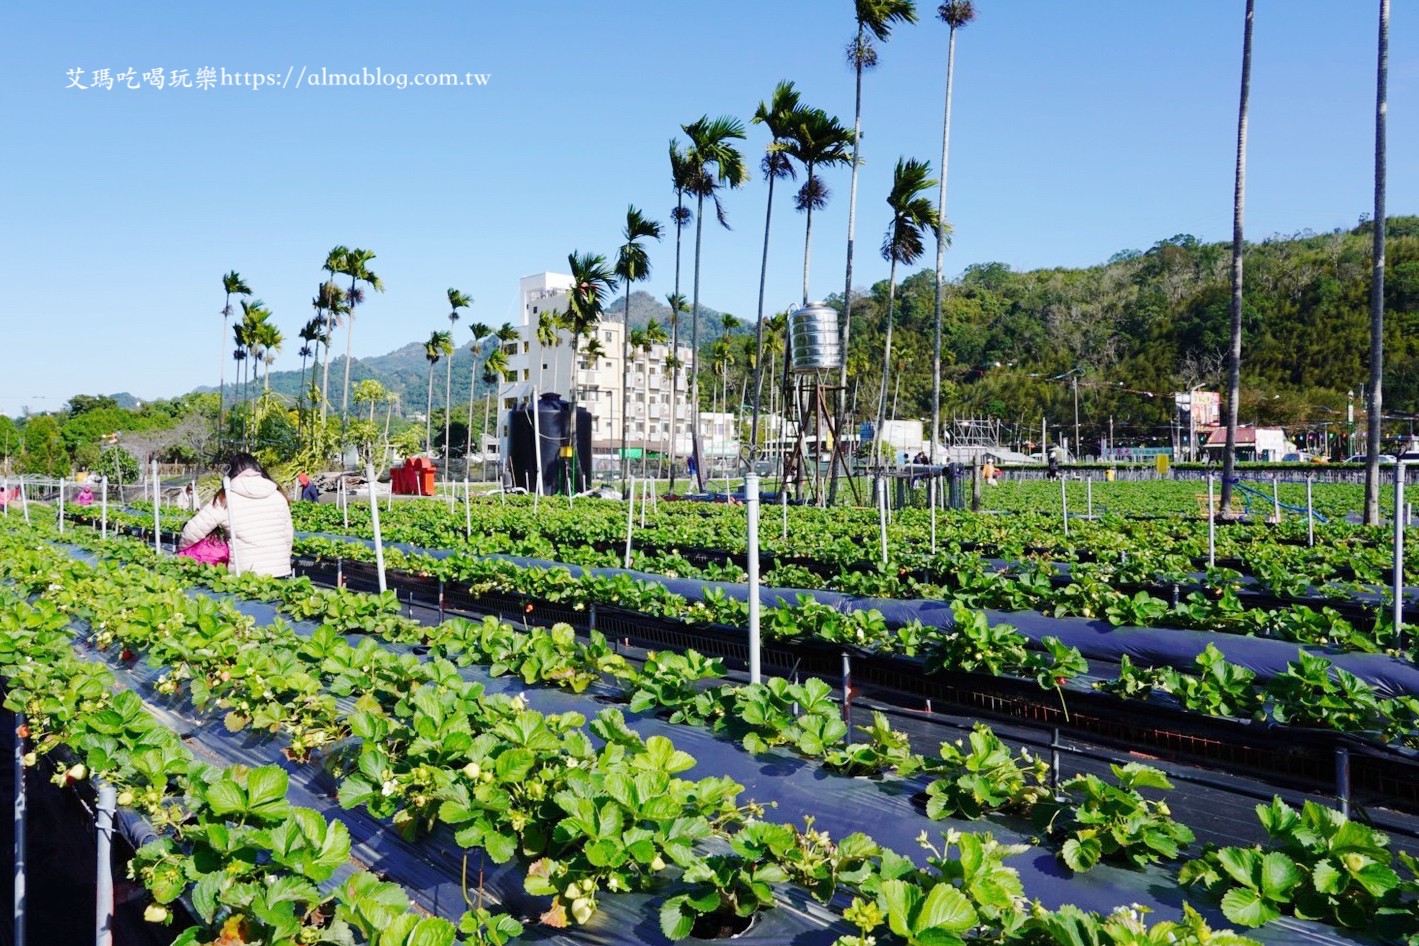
[1,1,1412,417]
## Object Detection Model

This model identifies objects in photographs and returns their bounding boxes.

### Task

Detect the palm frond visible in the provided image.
[937,0,976,29]
[857,0,919,42]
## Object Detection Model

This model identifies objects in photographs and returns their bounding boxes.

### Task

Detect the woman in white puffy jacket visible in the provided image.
[179,452,294,577]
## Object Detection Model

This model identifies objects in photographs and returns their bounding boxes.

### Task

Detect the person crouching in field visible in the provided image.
[179,452,293,577]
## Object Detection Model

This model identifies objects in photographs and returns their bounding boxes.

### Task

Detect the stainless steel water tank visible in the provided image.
[790,302,841,373]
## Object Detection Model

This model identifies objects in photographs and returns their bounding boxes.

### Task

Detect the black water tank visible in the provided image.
[508,393,592,495]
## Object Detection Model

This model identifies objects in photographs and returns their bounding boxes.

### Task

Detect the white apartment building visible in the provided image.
[496,273,696,457]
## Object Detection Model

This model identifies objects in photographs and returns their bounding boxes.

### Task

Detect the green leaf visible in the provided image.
[660,894,697,941]
[1221,887,1281,928]
[1259,851,1302,900]
[405,917,458,946]
[917,883,978,933]
[246,766,292,820]
[1061,836,1101,872]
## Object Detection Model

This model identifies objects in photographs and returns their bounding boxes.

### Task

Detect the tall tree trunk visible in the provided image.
[830,23,867,506]
[444,346,454,471]
[932,22,961,464]
[876,258,900,482]
[801,166,818,305]
[1219,0,1254,516]
[669,199,685,495]
[621,294,633,498]
[320,307,336,427]
[426,365,436,453]
[642,353,652,481]
[467,351,479,466]
[1364,0,1390,525]
[751,171,777,461]
[567,335,582,494]
[218,297,229,444]
[482,392,493,484]
[690,194,707,492]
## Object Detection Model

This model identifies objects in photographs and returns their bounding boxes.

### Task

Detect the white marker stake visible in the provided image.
[929,476,938,553]
[1086,475,1093,518]
[1393,462,1406,649]
[877,478,888,565]
[18,478,28,524]
[1272,475,1281,523]
[746,473,762,684]
[1306,475,1315,548]
[1207,473,1216,568]
[152,459,161,553]
[100,476,108,539]
[623,478,637,569]
[464,477,471,540]
[57,478,65,534]
[222,477,239,573]
[367,462,387,594]
[1060,473,1069,537]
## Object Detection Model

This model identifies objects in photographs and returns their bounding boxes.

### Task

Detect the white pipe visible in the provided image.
[1393,462,1406,649]
[100,476,108,540]
[1271,474,1281,523]
[1207,473,1216,568]
[929,476,937,554]
[876,477,888,565]
[1306,475,1315,547]
[745,473,761,684]
[532,389,543,512]
[95,783,116,946]
[1086,475,1092,518]
[14,713,26,946]
[221,477,239,573]
[341,477,349,532]
[463,476,471,540]
[1060,473,1069,537]
[623,477,636,569]
[151,459,161,553]
[57,478,65,535]
[19,478,29,524]
[366,461,387,594]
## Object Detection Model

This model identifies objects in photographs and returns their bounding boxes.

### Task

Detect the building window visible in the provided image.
[522,342,529,354]
[604,331,613,342]
[532,306,538,314]
[522,369,530,381]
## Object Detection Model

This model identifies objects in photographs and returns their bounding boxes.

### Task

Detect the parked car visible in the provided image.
[1344,453,1396,464]
[1281,452,1326,463]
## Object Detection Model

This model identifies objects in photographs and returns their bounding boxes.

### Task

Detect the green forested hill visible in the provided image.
[197,217,1418,453]
[797,216,1419,449]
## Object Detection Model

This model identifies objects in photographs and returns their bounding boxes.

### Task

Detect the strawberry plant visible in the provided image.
[922,724,1050,819]
[1180,797,1416,934]
[1037,763,1194,871]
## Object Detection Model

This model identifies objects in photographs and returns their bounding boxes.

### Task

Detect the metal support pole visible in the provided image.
[14,714,26,946]
[151,459,161,553]
[58,478,65,534]
[366,462,387,594]
[1271,474,1281,523]
[340,478,349,532]
[1207,474,1216,568]
[929,477,937,554]
[623,477,636,570]
[1306,474,1315,548]
[1393,462,1406,651]
[876,477,888,565]
[18,478,28,525]
[840,652,852,730]
[221,476,240,573]
[1049,727,1062,796]
[1335,746,1351,817]
[100,476,108,541]
[464,477,471,540]
[1060,473,1069,537]
[95,783,116,946]
[746,473,761,684]
[1086,475,1092,518]
[2,477,7,518]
